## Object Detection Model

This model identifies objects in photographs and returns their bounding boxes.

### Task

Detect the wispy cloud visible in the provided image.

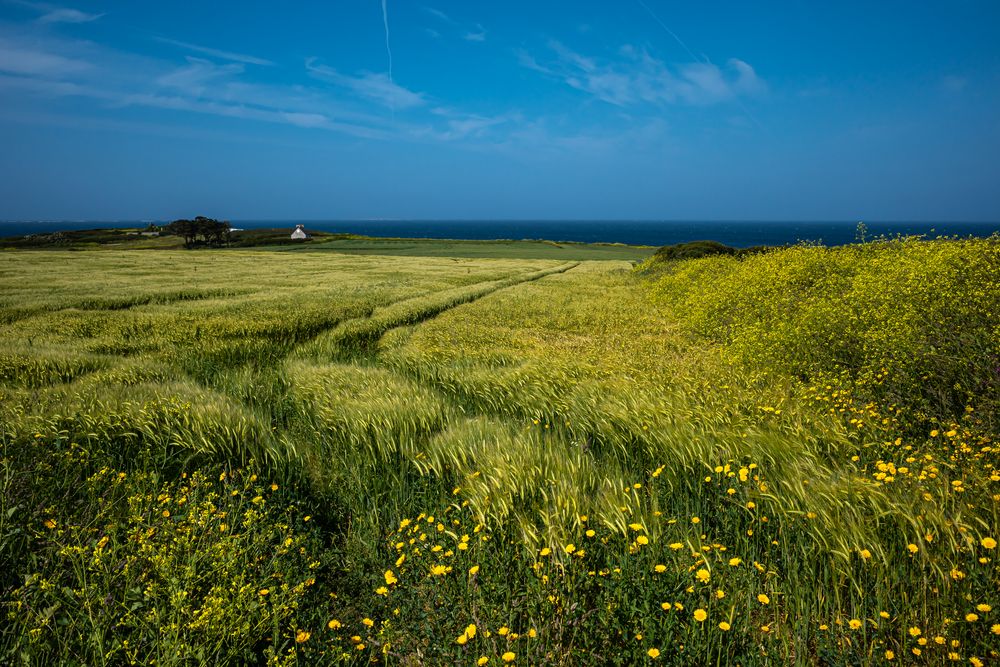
[38,7,101,23]
[155,57,244,96]
[521,40,764,107]
[0,37,90,75]
[422,7,456,25]
[424,6,485,43]
[306,58,426,110]
[0,28,396,138]
[155,37,274,67]
[0,23,652,153]
[8,1,103,23]
[425,106,513,140]
[462,24,486,42]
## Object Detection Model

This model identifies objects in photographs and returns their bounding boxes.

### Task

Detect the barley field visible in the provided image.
[2,238,998,665]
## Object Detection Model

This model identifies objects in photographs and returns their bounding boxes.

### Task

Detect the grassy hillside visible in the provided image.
[1,238,997,665]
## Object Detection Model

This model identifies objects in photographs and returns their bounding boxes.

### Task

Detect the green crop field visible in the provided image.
[277,238,656,261]
[2,238,998,665]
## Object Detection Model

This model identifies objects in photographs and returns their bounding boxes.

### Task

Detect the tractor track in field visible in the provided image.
[193,261,582,461]
[293,261,580,360]
[271,261,585,463]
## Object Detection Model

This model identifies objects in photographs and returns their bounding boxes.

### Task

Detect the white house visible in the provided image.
[291,224,310,240]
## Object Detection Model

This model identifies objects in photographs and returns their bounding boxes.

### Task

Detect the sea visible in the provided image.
[2,220,998,248]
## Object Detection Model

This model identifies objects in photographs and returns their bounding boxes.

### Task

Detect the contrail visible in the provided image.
[381,0,393,83]
[635,0,703,64]
[635,0,766,131]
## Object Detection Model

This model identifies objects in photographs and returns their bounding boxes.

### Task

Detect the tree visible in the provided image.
[165,216,231,248]
[165,218,197,248]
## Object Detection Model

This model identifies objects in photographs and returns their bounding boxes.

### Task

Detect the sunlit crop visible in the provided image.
[2,238,997,663]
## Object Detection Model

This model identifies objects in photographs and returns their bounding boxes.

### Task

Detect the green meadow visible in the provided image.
[1,237,998,665]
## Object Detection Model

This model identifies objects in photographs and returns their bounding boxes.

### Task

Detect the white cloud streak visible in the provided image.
[306,58,425,110]
[0,23,684,154]
[38,7,102,23]
[7,1,104,23]
[521,41,764,107]
[424,6,485,43]
[422,7,456,25]
[154,38,274,66]
[463,24,486,42]
[0,38,90,75]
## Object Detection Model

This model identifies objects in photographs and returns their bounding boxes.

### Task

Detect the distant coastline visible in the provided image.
[2,219,998,248]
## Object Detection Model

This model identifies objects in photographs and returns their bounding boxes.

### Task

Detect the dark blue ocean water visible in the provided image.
[2,220,998,248]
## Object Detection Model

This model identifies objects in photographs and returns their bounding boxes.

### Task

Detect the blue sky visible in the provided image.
[1,1,998,221]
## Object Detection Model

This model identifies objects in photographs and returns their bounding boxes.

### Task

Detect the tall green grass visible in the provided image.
[2,242,997,664]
